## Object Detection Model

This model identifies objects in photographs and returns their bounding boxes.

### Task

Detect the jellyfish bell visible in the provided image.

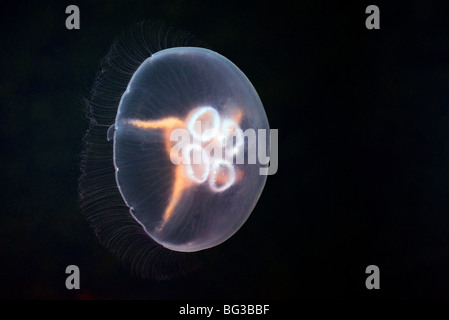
[114,47,269,252]
[79,22,269,279]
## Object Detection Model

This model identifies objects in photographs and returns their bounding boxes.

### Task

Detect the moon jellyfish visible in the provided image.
[79,22,270,278]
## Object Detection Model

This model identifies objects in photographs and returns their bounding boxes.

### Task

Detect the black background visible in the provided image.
[2,0,449,300]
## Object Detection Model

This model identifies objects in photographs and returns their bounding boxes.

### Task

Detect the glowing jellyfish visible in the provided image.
[79,23,270,278]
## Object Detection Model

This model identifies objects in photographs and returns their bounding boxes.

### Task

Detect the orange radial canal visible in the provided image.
[126,107,244,229]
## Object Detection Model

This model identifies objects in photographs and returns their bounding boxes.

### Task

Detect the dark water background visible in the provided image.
[2,0,449,299]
